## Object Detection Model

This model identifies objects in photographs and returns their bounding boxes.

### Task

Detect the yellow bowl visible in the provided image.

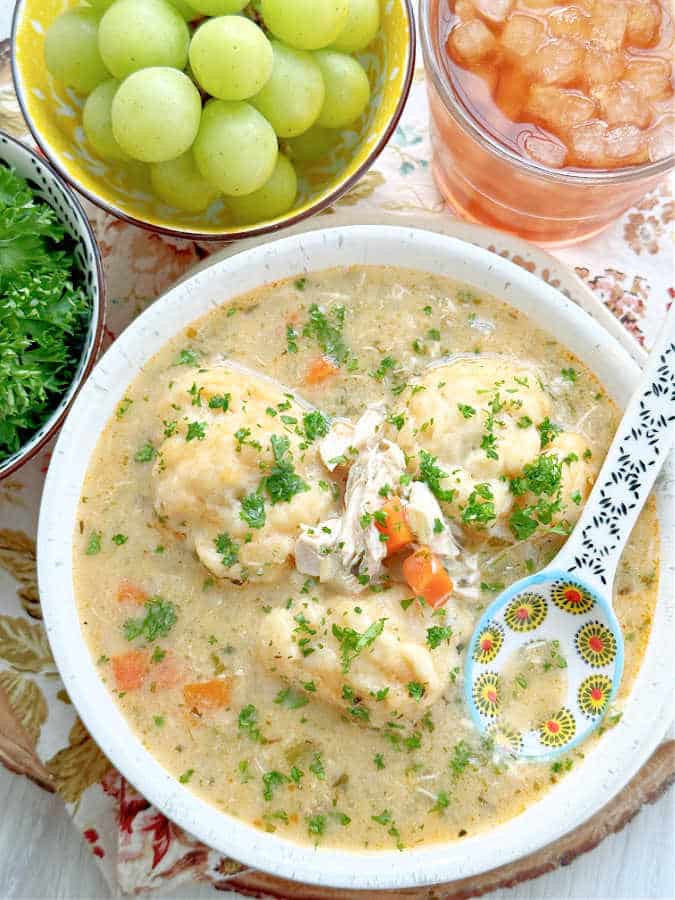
[12,0,414,240]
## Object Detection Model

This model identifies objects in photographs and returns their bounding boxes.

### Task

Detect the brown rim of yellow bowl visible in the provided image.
[11,0,416,242]
[0,128,106,481]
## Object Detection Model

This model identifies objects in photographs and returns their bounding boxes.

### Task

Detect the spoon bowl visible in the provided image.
[464,308,675,761]
[466,570,623,759]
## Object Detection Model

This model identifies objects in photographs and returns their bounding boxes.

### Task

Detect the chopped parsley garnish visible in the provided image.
[302,303,351,365]
[176,348,199,366]
[480,391,503,461]
[179,769,194,784]
[234,426,261,452]
[417,450,455,502]
[151,646,166,663]
[450,740,472,775]
[274,687,309,709]
[430,791,450,813]
[561,367,578,382]
[306,814,326,837]
[426,625,453,649]
[238,704,264,743]
[208,393,230,411]
[370,355,397,381]
[374,753,385,770]
[433,517,444,534]
[214,532,239,568]
[134,441,157,463]
[309,752,325,779]
[295,277,307,291]
[262,770,289,801]
[163,419,177,437]
[332,618,386,673]
[264,434,310,504]
[508,453,564,539]
[240,492,266,529]
[538,417,561,449]
[387,412,405,431]
[571,490,582,505]
[116,397,133,418]
[480,581,505,593]
[407,681,425,701]
[517,415,533,429]
[290,766,303,784]
[303,410,330,442]
[427,328,441,341]
[286,324,298,354]
[461,483,496,528]
[371,809,392,826]
[188,382,202,406]
[457,403,476,419]
[186,421,207,442]
[112,533,128,546]
[85,531,102,555]
[123,597,177,642]
[153,715,165,727]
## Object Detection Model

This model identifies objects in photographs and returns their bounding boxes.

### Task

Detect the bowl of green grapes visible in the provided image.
[12,0,414,239]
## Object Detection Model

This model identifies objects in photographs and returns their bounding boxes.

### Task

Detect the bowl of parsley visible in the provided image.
[0,130,105,479]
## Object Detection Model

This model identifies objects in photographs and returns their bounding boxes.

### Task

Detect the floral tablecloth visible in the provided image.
[0,31,673,898]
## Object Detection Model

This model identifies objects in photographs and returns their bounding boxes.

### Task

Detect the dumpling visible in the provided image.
[258,585,467,724]
[152,365,337,583]
[393,356,553,527]
[545,432,594,526]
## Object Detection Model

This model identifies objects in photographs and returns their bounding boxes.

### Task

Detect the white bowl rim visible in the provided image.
[37,225,675,890]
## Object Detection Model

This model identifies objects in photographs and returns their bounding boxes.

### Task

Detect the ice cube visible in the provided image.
[647,115,675,162]
[455,0,478,20]
[522,131,568,167]
[529,38,583,85]
[548,5,591,40]
[584,48,625,85]
[495,66,532,119]
[604,124,648,162]
[624,59,672,101]
[473,0,514,24]
[590,82,651,128]
[500,13,545,58]
[589,2,629,50]
[569,120,608,165]
[626,1,661,49]
[528,85,597,131]
[447,19,497,62]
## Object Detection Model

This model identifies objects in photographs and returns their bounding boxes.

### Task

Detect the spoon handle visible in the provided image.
[555,306,675,596]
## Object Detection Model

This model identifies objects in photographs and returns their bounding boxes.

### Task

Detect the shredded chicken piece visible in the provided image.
[318,403,386,471]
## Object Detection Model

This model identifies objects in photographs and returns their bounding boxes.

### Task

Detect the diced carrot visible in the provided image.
[305,356,339,385]
[375,499,414,556]
[183,678,232,713]
[112,650,149,692]
[117,579,149,605]
[402,547,453,609]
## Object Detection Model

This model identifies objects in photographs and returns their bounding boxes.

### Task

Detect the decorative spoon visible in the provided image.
[465,309,675,760]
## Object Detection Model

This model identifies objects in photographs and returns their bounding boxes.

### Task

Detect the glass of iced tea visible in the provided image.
[420,0,674,246]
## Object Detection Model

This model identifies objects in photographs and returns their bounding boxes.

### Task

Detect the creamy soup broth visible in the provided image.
[74,266,659,850]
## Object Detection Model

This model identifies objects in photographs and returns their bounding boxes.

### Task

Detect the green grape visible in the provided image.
[111,67,201,163]
[314,50,370,128]
[285,123,340,162]
[184,0,247,14]
[82,79,130,161]
[44,9,110,94]
[261,0,349,50]
[251,41,324,138]
[330,0,380,52]
[151,151,220,212]
[227,153,297,224]
[98,0,189,80]
[189,17,273,101]
[192,99,278,196]
[165,0,200,20]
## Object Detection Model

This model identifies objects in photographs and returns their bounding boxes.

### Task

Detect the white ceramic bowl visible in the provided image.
[37,226,674,890]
